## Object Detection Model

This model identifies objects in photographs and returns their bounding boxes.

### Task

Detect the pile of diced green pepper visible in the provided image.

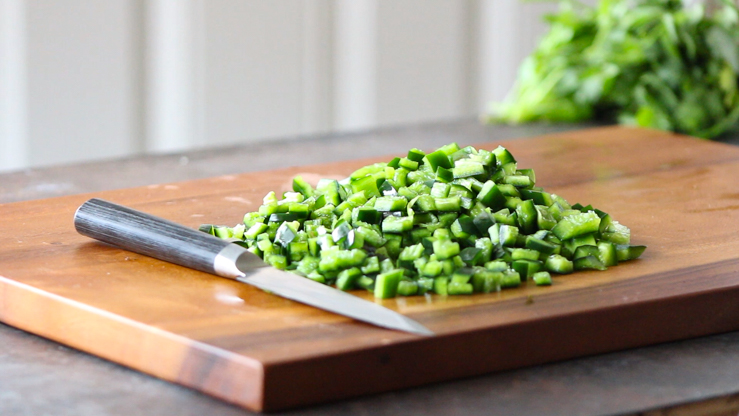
[202,143,646,299]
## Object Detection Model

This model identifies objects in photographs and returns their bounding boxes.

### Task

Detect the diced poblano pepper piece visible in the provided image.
[374,196,408,212]
[292,175,314,197]
[433,239,460,260]
[552,211,601,240]
[374,269,403,299]
[545,254,573,274]
[336,267,362,291]
[616,244,647,261]
[397,280,419,296]
[532,271,552,286]
[382,215,414,233]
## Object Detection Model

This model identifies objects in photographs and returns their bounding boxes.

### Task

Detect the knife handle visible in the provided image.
[74,198,243,277]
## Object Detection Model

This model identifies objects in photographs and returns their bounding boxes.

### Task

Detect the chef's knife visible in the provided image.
[74,198,433,336]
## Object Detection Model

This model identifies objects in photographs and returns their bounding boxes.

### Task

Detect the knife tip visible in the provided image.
[397,320,435,337]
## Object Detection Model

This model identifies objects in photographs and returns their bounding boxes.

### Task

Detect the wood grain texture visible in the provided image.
[1,126,739,412]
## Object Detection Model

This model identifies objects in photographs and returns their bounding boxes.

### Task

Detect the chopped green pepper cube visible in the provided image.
[381,215,414,234]
[397,280,419,296]
[545,254,574,274]
[511,248,540,261]
[616,244,647,261]
[361,256,381,274]
[574,244,600,260]
[447,281,474,295]
[485,260,509,272]
[601,221,631,245]
[336,267,362,291]
[398,243,425,268]
[472,269,502,293]
[598,241,618,267]
[520,189,552,206]
[532,271,552,286]
[452,161,486,178]
[459,247,484,266]
[477,181,506,210]
[436,142,460,155]
[288,241,309,262]
[407,148,426,162]
[350,175,381,198]
[417,277,435,294]
[425,150,453,172]
[316,179,342,206]
[516,199,538,234]
[535,205,557,230]
[430,182,450,198]
[355,207,382,224]
[552,211,601,240]
[433,239,460,260]
[292,175,314,197]
[511,259,543,279]
[275,222,298,247]
[306,270,325,283]
[435,196,462,212]
[422,260,443,277]
[525,236,557,255]
[374,269,403,299]
[435,166,454,183]
[356,275,375,291]
[503,175,533,188]
[412,194,436,212]
[492,146,516,165]
[375,196,408,212]
[498,224,519,247]
[433,276,450,295]
[500,270,521,288]
[398,157,419,171]
[573,255,607,271]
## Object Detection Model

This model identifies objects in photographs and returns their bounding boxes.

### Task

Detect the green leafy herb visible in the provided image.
[488,0,739,139]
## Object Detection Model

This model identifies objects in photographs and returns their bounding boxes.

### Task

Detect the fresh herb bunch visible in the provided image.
[488,0,739,139]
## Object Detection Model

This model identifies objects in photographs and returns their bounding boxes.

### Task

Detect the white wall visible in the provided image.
[0,0,557,172]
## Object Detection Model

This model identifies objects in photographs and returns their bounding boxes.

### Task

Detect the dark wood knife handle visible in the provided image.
[74,198,230,275]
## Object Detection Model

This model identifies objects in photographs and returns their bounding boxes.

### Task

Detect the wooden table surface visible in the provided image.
[3,119,739,416]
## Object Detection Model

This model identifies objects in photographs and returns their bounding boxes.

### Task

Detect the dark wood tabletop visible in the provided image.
[2,119,739,416]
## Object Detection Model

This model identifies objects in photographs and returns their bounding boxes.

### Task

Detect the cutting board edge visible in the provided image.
[4,267,739,413]
[258,281,739,411]
[0,274,268,412]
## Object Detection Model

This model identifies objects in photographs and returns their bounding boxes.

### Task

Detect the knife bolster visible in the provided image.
[215,244,266,279]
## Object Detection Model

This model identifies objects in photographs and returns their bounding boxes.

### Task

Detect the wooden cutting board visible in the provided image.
[2,126,739,412]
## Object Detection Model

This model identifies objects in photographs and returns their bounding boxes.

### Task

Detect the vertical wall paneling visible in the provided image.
[333,0,378,131]
[202,1,304,146]
[129,0,146,155]
[462,0,479,116]
[145,0,204,152]
[477,0,518,109]
[25,0,142,168]
[476,0,558,111]
[301,0,333,134]
[0,0,28,172]
[466,0,482,114]
[375,0,470,126]
[0,1,562,171]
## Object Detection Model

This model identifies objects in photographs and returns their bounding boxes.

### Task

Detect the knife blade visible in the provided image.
[73,198,433,336]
